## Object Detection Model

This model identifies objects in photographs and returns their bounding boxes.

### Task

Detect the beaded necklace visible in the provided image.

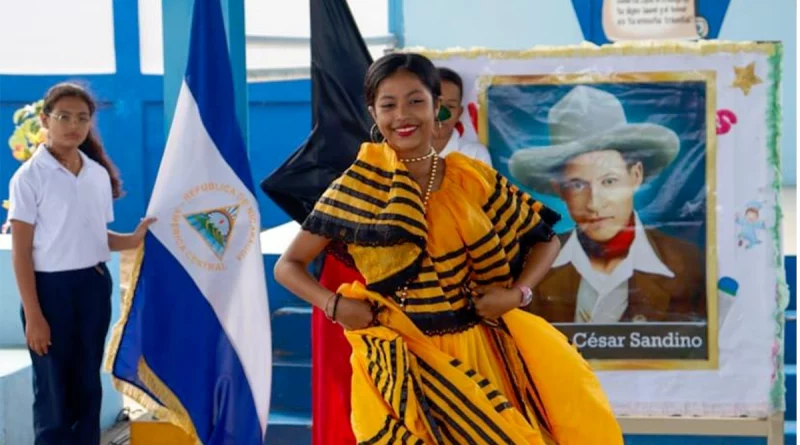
[395,147,438,308]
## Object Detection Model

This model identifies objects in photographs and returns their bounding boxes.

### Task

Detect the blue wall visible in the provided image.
[0,78,309,233]
[0,0,309,233]
[401,0,797,185]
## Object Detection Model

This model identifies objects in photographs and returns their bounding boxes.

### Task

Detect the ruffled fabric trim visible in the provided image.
[306,145,562,306]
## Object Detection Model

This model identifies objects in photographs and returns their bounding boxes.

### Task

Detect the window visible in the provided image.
[139,0,394,80]
[0,0,116,74]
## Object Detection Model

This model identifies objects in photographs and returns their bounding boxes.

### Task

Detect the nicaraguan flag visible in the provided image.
[105,0,272,443]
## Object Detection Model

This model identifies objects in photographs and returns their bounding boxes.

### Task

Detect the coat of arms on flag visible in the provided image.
[185,206,239,260]
[170,181,259,271]
[104,0,272,443]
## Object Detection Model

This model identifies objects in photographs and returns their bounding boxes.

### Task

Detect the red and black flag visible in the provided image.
[260,0,373,223]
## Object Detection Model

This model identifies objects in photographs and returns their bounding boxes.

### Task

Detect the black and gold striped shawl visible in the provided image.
[302,142,560,297]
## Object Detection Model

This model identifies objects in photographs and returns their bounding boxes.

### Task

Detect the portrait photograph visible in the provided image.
[480,72,719,368]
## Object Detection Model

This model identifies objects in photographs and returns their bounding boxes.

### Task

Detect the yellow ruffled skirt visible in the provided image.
[341,282,623,445]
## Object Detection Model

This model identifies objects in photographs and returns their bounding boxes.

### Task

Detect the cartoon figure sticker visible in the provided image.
[735,201,767,248]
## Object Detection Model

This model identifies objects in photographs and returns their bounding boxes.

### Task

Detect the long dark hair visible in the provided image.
[42,82,124,199]
[363,53,441,107]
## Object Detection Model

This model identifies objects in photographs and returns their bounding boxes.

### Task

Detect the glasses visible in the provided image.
[49,113,91,126]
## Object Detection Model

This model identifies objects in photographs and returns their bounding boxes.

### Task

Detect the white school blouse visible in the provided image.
[8,145,114,272]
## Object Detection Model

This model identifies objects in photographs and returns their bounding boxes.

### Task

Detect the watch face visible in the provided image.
[518,286,533,306]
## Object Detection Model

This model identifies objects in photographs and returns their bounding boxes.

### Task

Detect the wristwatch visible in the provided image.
[517,285,533,307]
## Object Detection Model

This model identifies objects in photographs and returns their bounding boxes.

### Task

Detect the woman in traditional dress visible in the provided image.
[275,52,622,444]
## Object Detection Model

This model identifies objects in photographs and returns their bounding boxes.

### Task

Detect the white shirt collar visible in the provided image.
[31,144,59,169]
[33,144,90,172]
[552,212,675,281]
[438,131,460,158]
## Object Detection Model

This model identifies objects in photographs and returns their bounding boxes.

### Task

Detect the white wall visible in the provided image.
[403,0,584,49]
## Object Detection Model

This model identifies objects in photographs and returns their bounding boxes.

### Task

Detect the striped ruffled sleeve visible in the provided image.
[485,170,560,243]
[450,153,561,278]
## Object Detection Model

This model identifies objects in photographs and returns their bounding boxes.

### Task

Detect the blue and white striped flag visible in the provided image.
[106,1,271,443]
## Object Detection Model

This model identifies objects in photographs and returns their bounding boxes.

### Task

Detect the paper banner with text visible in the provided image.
[411,41,788,417]
[572,0,733,43]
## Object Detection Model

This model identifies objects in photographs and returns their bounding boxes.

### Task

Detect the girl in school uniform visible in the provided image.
[8,82,155,445]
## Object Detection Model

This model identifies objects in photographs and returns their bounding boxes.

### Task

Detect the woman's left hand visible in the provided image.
[133,217,157,246]
[472,286,521,321]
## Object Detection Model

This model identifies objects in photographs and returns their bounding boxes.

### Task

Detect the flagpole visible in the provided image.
[220,0,249,146]
[162,0,249,141]
[111,1,270,443]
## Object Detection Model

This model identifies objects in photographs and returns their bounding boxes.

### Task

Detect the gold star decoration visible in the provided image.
[731,62,763,96]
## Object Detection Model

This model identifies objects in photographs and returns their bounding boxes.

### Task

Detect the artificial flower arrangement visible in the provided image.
[2,100,47,213]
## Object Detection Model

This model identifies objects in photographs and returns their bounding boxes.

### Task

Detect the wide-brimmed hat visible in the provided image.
[508,85,680,195]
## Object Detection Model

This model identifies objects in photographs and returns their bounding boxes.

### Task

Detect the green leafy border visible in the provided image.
[766,42,791,412]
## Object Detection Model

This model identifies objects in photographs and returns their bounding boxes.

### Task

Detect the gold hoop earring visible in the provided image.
[370,124,385,143]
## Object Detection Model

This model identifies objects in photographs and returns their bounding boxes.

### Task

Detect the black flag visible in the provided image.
[260,0,373,223]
